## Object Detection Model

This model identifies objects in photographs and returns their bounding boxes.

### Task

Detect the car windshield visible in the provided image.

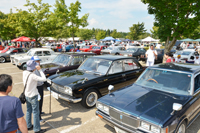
[176,51,191,56]
[126,48,137,52]
[27,50,34,56]
[135,68,191,95]
[6,48,15,54]
[93,46,100,49]
[52,54,71,65]
[78,58,112,75]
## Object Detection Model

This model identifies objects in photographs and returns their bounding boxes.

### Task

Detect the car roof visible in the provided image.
[60,52,96,56]
[91,55,135,60]
[182,49,195,51]
[149,63,200,73]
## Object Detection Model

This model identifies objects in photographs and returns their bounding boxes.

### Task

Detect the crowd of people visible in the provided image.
[0,56,47,133]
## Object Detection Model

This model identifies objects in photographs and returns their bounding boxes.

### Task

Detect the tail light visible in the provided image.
[128,54,132,57]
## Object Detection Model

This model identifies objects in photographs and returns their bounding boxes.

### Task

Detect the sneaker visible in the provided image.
[40,119,45,123]
[34,129,47,133]
[28,125,33,130]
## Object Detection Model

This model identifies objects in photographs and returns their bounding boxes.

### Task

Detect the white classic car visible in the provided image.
[12,48,60,68]
[173,49,197,63]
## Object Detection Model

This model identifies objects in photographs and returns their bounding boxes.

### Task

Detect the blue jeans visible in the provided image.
[26,95,41,132]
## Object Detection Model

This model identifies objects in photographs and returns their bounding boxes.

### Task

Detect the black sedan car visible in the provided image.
[41,52,95,77]
[47,55,145,108]
[120,47,146,60]
[0,48,28,63]
[140,49,176,63]
[96,63,200,133]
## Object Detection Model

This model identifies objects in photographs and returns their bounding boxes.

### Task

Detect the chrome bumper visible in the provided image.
[47,87,82,103]
[96,110,143,133]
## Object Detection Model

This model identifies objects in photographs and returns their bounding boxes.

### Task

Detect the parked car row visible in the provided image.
[4,46,200,133]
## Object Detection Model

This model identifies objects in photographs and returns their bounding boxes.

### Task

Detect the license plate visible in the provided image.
[52,92,58,99]
[114,127,127,133]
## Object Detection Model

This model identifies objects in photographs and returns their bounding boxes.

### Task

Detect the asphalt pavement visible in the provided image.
[1,62,200,133]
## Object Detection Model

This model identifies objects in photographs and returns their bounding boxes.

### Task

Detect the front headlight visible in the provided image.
[151,125,161,133]
[141,121,150,130]
[96,102,109,115]
[64,86,73,96]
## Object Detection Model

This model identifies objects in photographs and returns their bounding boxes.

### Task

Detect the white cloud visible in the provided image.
[89,18,98,25]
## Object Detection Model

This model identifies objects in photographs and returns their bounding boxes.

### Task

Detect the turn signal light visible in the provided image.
[98,114,103,119]
[165,127,168,133]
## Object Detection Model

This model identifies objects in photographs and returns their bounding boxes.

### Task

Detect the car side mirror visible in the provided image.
[171,103,182,115]
[108,85,114,97]
[173,103,182,111]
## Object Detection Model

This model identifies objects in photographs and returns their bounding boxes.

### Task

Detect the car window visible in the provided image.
[70,56,84,66]
[108,60,123,74]
[43,51,51,56]
[18,49,24,53]
[194,74,200,93]
[35,51,43,56]
[124,59,140,71]
[84,55,94,59]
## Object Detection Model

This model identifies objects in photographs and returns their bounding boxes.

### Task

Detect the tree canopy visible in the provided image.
[128,22,147,40]
[141,0,200,52]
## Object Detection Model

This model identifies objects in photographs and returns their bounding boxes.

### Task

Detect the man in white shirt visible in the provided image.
[194,55,200,65]
[145,45,158,66]
[156,43,162,49]
[23,60,47,133]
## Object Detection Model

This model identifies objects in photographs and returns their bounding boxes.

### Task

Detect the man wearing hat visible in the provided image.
[23,59,47,133]
[175,55,181,63]
[31,56,45,123]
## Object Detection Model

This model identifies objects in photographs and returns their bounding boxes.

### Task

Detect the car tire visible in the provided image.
[81,89,99,108]
[115,53,119,55]
[21,63,27,70]
[0,57,6,63]
[176,121,186,133]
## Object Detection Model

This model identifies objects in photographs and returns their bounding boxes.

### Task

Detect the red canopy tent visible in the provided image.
[11,36,35,42]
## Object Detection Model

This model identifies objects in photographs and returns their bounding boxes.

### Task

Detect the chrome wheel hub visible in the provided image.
[86,92,98,107]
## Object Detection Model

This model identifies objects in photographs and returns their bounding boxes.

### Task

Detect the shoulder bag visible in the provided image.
[19,73,32,104]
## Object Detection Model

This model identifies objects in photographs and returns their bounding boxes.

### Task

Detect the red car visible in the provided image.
[80,45,97,52]
[88,46,108,55]
[0,46,16,53]
[0,45,4,50]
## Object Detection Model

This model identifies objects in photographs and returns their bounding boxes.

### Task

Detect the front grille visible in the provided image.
[110,107,139,129]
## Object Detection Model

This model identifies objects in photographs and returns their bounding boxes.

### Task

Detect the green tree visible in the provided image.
[110,29,122,38]
[96,30,106,40]
[188,25,200,39]
[52,0,70,40]
[16,0,53,44]
[141,0,200,53]
[68,1,89,50]
[0,11,19,40]
[76,29,93,40]
[150,26,159,39]
[128,22,147,40]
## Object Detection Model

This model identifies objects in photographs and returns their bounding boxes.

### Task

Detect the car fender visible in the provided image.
[173,115,188,133]
[83,86,101,97]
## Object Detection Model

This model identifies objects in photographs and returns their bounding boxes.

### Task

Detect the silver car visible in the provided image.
[101,46,126,55]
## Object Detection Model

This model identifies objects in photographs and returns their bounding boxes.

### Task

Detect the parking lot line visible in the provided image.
[60,116,98,133]
[14,82,23,85]
[46,121,60,133]
[0,67,16,69]
[9,72,23,75]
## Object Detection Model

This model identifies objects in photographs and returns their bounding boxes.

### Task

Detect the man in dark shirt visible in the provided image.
[0,74,28,133]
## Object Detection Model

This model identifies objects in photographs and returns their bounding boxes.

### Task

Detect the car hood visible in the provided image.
[41,63,62,71]
[99,84,189,125]
[49,70,99,88]
[0,53,9,56]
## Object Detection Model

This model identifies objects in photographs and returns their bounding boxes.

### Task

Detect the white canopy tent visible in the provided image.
[141,36,159,42]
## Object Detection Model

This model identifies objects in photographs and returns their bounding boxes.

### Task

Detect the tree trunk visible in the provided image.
[162,37,177,63]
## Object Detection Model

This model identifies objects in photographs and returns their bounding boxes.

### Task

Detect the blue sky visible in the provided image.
[0,0,155,32]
